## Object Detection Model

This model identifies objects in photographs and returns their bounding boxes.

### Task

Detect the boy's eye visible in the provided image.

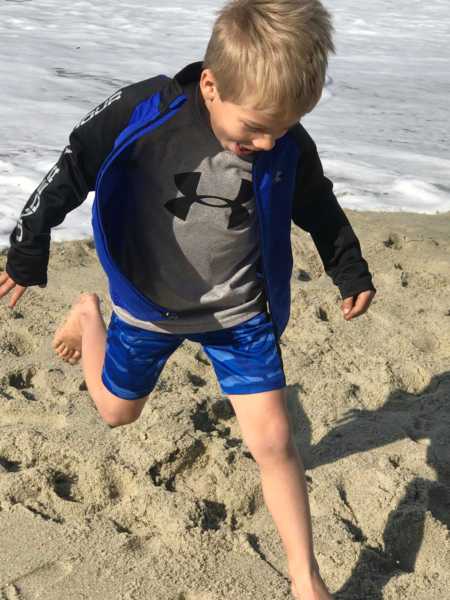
[244,123,264,133]
[247,125,259,131]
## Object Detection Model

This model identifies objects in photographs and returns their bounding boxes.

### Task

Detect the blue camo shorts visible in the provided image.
[102,311,286,400]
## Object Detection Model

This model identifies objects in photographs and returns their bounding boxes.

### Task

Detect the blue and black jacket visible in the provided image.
[6,62,375,338]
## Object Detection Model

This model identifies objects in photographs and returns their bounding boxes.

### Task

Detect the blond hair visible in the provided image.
[204,0,334,116]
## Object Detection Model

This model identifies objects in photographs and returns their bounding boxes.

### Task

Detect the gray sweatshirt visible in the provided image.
[113,81,266,333]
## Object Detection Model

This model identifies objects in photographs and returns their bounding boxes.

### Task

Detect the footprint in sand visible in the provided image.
[0,366,67,428]
[0,457,21,473]
[0,389,67,430]
[0,331,32,357]
[6,367,36,391]
[51,470,83,503]
[0,367,36,402]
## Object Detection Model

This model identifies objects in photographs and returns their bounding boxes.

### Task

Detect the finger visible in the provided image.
[354,290,376,313]
[341,296,355,317]
[345,292,373,320]
[0,278,15,299]
[9,285,26,308]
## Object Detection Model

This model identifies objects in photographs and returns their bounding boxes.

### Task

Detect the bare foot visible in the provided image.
[290,561,332,600]
[52,293,100,364]
[291,574,333,600]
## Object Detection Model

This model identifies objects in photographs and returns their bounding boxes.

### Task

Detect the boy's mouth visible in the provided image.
[234,142,254,156]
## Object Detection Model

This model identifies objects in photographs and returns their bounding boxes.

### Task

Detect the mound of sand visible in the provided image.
[0,210,449,599]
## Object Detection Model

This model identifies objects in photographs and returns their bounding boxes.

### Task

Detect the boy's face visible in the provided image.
[199,69,301,158]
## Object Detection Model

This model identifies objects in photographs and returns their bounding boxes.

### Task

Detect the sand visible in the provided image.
[0,209,449,600]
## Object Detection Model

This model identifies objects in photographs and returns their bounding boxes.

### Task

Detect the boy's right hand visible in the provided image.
[0,272,28,308]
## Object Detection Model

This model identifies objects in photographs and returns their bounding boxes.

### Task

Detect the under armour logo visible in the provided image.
[165,172,253,229]
[274,170,283,184]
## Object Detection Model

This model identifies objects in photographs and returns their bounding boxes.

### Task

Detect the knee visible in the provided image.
[246,420,295,466]
[93,391,144,428]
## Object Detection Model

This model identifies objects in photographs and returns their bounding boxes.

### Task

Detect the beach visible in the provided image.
[1,209,449,599]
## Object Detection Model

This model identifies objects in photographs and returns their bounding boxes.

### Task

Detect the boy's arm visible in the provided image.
[291,125,376,301]
[5,76,167,289]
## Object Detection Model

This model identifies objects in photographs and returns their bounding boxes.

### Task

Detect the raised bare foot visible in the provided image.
[52,293,100,364]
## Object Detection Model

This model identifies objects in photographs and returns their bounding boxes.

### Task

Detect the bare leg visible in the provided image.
[53,293,148,426]
[259,445,332,599]
[228,389,332,600]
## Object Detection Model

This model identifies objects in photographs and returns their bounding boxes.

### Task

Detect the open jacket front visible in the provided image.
[6,62,375,339]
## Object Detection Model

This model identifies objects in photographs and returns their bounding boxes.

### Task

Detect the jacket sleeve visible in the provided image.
[291,125,376,299]
[5,77,166,287]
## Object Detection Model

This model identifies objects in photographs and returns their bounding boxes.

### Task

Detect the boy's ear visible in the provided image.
[200,68,219,102]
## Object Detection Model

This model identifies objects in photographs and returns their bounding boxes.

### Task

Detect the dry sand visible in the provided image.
[0,210,449,600]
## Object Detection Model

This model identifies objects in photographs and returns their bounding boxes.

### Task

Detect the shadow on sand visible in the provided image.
[286,371,450,598]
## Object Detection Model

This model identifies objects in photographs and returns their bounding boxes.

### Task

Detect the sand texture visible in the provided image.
[0,210,449,599]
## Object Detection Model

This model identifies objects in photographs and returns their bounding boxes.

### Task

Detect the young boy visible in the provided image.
[0,1,375,598]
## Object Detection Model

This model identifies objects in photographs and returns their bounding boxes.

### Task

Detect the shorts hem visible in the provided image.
[101,372,154,401]
[220,379,286,396]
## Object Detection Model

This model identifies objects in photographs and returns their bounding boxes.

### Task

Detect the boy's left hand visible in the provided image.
[341,289,376,321]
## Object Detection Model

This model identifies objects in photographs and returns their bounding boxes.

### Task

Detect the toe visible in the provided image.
[55,344,65,356]
[52,338,62,350]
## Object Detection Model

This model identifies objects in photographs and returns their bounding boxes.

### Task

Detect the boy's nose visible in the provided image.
[253,135,275,151]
